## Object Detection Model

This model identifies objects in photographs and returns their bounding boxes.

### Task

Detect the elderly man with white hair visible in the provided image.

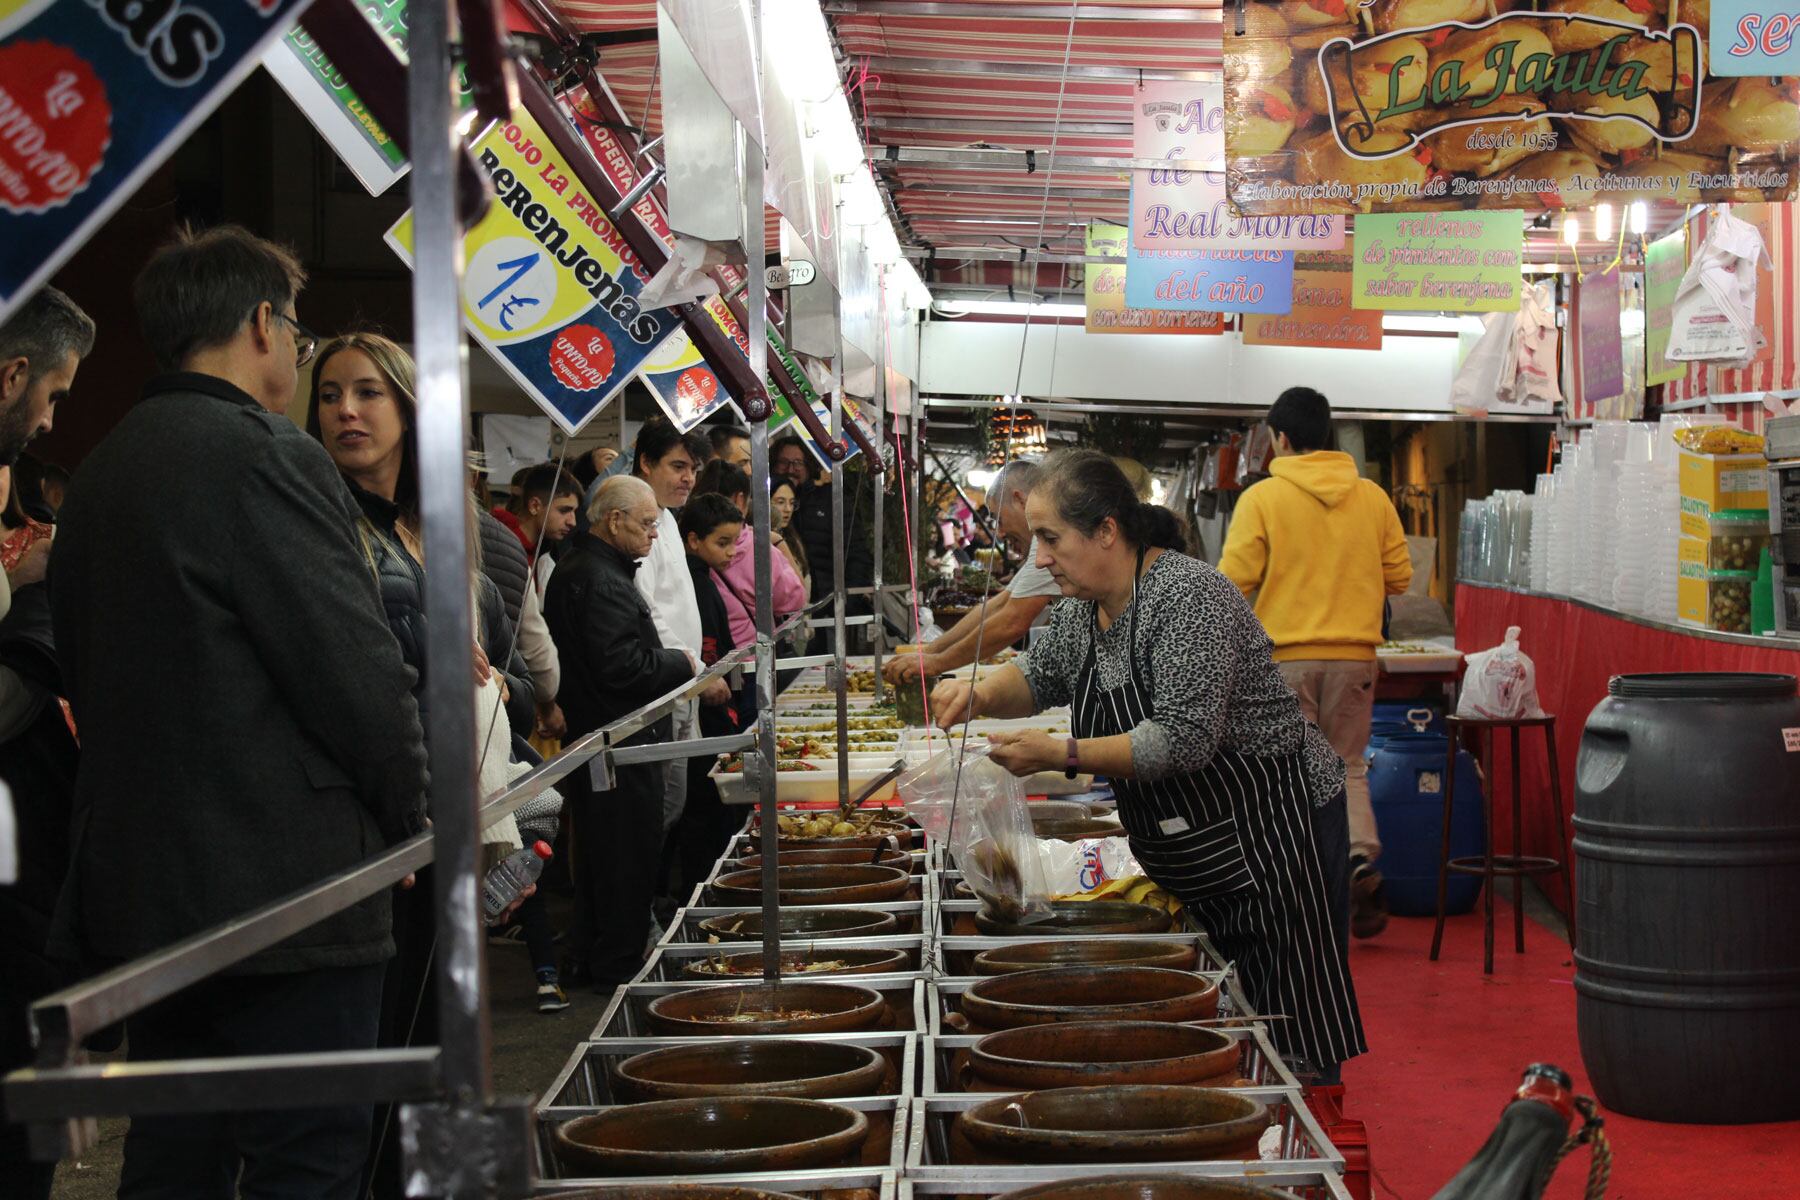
[543,475,698,989]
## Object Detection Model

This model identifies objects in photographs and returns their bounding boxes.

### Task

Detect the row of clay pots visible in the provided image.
[949,966,1222,1034]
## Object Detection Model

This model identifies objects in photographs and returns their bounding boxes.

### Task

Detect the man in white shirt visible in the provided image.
[630,420,730,832]
[885,458,1058,685]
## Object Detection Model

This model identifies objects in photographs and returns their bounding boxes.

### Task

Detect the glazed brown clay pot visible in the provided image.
[697,908,898,942]
[611,1040,890,1102]
[679,947,910,980]
[1030,816,1127,841]
[992,1175,1303,1200]
[966,1022,1241,1092]
[952,1085,1268,1164]
[540,1187,813,1200]
[973,940,1199,976]
[972,901,1173,937]
[711,865,910,907]
[956,967,1220,1032]
[748,820,911,852]
[647,982,886,1036]
[552,1097,870,1175]
[732,848,912,872]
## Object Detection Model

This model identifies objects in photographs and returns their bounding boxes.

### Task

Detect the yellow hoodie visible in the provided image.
[1218,451,1411,662]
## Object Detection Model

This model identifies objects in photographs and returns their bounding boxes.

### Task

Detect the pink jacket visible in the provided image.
[712,523,808,649]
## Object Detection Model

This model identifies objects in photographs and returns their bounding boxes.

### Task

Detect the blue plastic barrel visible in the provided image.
[1367,731,1484,916]
[1366,702,1444,758]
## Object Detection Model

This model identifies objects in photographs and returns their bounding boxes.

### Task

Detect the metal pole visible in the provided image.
[911,378,924,642]
[830,204,850,813]
[738,50,781,983]
[870,271,887,705]
[407,0,488,1115]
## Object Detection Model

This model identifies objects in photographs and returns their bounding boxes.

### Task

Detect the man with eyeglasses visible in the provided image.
[48,224,428,1198]
[543,475,695,990]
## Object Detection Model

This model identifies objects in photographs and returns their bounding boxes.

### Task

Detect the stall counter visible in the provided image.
[1455,581,1800,919]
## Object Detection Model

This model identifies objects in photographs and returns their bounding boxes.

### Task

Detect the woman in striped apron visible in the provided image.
[934,450,1366,1079]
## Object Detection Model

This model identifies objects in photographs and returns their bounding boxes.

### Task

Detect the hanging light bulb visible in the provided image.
[1562,215,1581,246]
[1593,203,1613,242]
[1630,201,1649,235]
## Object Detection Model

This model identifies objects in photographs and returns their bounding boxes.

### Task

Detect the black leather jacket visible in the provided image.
[543,531,692,746]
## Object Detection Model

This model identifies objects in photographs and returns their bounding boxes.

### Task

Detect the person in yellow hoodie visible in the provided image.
[1219,387,1411,938]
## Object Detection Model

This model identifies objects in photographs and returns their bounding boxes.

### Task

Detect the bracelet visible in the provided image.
[1064,736,1079,780]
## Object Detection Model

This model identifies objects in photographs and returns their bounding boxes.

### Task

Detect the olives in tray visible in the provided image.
[1708,578,1752,633]
[1710,531,1769,573]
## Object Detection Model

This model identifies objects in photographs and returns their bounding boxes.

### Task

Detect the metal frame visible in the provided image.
[872,145,1221,173]
[825,1,1218,17]
[919,1023,1302,1094]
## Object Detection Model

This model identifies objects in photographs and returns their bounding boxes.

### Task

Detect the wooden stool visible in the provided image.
[1429,715,1576,974]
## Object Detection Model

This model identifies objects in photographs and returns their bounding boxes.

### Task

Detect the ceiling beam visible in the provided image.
[906,247,1121,264]
[861,54,1218,83]
[826,2,1219,18]
[867,118,1132,136]
[897,181,1126,200]
[871,145,1220,173]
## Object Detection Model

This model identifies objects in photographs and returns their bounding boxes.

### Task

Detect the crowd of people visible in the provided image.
[0,224,823,1199]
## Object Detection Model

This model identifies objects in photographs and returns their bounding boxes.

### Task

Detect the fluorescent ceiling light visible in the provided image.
[937,299,1086,318]
[1593,203,1613,242]
[1563,215,1581,246]
[1630,201,1649,236]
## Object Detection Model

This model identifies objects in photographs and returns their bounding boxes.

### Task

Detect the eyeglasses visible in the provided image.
[269,309,318,367]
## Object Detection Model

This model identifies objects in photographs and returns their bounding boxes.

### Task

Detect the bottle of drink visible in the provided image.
[482,840,552,924]
[1431,1064,1576,1200]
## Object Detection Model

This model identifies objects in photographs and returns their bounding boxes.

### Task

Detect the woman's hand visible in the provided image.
[986,729,1064,777]
[932,679,980,729]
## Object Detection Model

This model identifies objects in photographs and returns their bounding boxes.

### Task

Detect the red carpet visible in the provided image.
[1341,906,1800,1200]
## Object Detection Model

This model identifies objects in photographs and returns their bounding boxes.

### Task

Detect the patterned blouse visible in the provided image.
[1018,550,1345,802]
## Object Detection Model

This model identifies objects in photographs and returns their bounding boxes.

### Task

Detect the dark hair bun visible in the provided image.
[1124,502,1183,551]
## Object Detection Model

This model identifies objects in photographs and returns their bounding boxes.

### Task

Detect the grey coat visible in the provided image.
[49,372,430,974]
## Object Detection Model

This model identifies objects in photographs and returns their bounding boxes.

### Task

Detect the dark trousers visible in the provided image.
[1,979,57,1200]
[116,962,385,1200]
[671,767,743,902]
[364,877,436,1200]
[570,761,664,984]
[1305,788,1353,1087]
[515,889,558,979]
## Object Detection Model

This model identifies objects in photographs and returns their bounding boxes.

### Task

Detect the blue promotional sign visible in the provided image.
[1124,244,1295,315]
[387,111,682,435]
[1711,0,1800,74]
[0,0,310,322]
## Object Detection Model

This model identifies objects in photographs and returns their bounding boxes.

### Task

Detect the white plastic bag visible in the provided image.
[1498,281,1561,414]
[1456,625,1545,720]
[898,745,1051,924]
[1451,311,1515,414]
[1666,208,1770,367]
[1035,835,1143,895]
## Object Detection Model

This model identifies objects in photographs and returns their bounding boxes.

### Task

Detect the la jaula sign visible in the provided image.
[1221,1,1798,216]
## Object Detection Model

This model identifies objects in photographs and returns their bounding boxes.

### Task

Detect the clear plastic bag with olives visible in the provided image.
[1705,572,1757,634]
[1707,511,1771,573]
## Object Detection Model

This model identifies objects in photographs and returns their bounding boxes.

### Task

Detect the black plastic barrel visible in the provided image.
[1573,672,1800,1123]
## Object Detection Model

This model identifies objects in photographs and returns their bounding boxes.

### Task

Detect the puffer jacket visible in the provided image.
[348,483,535,738]
[478,508,530,628]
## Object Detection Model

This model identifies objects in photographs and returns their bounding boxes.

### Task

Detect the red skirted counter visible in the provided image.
[1454,582,1800,918]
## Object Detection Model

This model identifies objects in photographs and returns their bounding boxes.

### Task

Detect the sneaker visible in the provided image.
[537,982,571,1013]
[1350,857,1390,939]
[487,924,525,946]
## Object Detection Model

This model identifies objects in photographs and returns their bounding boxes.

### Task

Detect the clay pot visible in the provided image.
[732,848,911,872]
[993,1175,1304,1200]
[1024,800,1092,822]
[1031,816,1126,841]
[679,947,909,980]
[711,865,910,907]
[953,1085,1268,1164]
[973,940,1199,976]
[748,820,911,852]
[542,1187,812,1200]
[973,901,1174,937]
[647,982,886,1037]
[612,1040,890,1102]
[966,1022,1241,1092]
[553,1097,869,1175]
[697,908,899,942]
[956,967,1220,1032]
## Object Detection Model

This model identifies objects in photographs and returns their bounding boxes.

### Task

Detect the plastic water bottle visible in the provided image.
[482,840,551,924]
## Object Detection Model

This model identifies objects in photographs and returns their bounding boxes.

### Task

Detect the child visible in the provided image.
[671,494,748,897]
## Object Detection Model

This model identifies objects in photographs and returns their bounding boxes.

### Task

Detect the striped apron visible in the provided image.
[1071,555,1367,1070]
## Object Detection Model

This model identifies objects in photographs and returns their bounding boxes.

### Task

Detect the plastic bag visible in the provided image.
[898,745,1051,924]
[1035,834,1142,895]
[1451,311,1515,414]
[1456,625,1544,720]
[1667,208,1770,367]
[1499,281,1561,414]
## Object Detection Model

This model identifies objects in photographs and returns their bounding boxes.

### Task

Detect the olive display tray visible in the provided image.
[538,1033,918,1110]
[924,971,1245,1039]
[532,1094,908,1186]
[635,936,928,983]
[919,1023,1301,1095]
[705,876,927,908]
[931,931,1227,979]
[589,976,930,1041]
[537,1176,899,1200]
[902,1088,1345,1178]
[659,899,933,944]
[705,848,932,883]
[932,899,1195,940]
[896,1168,1354,1200]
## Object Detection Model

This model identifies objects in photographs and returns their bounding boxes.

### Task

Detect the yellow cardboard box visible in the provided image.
[1678,450,1768,516]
